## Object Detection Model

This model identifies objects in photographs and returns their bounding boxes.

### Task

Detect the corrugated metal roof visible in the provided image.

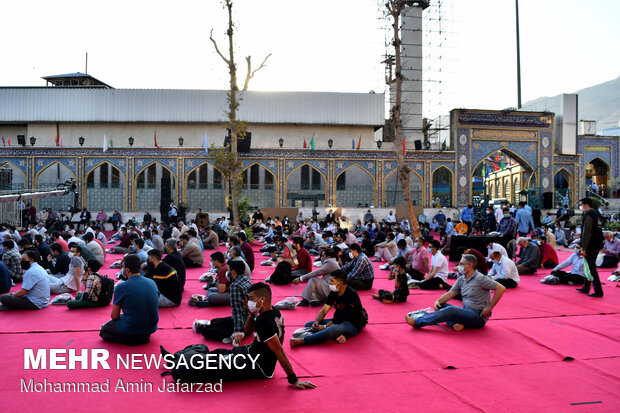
[0,88,384,125]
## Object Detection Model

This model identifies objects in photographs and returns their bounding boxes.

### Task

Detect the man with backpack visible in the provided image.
[67,259,114,309]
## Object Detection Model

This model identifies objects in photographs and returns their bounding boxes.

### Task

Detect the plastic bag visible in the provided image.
[51,293,74,305]
[274,285,301,310]
[595,252,604,267]
[582,258,594,282]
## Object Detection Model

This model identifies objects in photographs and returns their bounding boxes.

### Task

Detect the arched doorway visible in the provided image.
[476,150,534,207]
[336,164,375,207]
[36,162,75,212]
[554,170,570,206]
[383,167,422,207]
[241,163,276,209]
[585,158,609,194]
[135,162,177,212]
[286,164,326,207]
[185,162,225,211]
[432,167,452,207]
[0,162,26,192]
[85,163,125,211]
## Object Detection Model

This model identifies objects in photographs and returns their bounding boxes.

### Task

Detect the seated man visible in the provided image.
[290,236,312,278]
[405,236,430,280]
[554,225,568,248]
[373,256,409,303]
[144,249,182,307]
[548,245,585,285]
[180,234,203,268]
[487,251,520,288]
[47,244,85,294]
[457,246,487,275]
[598,231,620,268]
[48,242,71,277]
[202,226,219,250]
[2,240,24,282]
[163,238,186,290]
[0,261,11,294]
[485,240,508,266]
[417,240,450,290]
[193,260,251,344]
[161,282,315,389]
[0,250,50,310]
[83,232,105,265]
[200,251,230,307]
[67,259,105,309]
[538,236,558,269]
[110,227,132,254]
[372,232,398,263]
[381,239,410,271]
[99,254,159,345]
[341,243,374,291]
[516,237,540,275]
[406,254,506,331]
[290,269,365,347]
[293,248,340,307]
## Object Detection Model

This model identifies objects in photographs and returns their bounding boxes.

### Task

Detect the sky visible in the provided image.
[1,0,618,120]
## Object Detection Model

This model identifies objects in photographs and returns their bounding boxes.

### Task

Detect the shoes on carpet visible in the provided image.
[371,257,381,262]
[222,337,233,344]
[587,292,603,297]
[297,298,310,307]
[379,263,390,270]
[192,319,210,333]
[407,308,432,320]
[310,300,323,307]
[576,288,588,294]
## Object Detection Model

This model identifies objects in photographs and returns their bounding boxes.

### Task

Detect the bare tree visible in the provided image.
[385,0,420,237]
[210,0,271,227]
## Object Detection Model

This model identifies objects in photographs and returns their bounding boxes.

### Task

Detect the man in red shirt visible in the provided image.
[237,231,255,272]
[539,236,558,269]
[291,236,312,278]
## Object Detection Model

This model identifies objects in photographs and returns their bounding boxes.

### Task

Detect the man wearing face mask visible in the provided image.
[144,249,181,307]
[193,260,251,345]
[291,269,365,347]
[405,236,431,281]
[99,254,159,345]
[497,208,518,242]
[416,240,450,290]
[340,243,374,291]
[290,236,312,278]
[164,282,315,389]
[46,244,85,294]
[199,251,230,307]
[487,251,519,288]
[293,248,340,307]
[0,250,49,310]
[547,245,585,285]
[577,197,604,297]
[163,238,186,290]
[406,254,505,331]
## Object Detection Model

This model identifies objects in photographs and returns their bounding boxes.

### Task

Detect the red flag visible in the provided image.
[357,135,361,150]
[495,153,500,162]
[154,131,160,148]
[7,137,11,146]
[403,137,407,156]
[303,137,307,149]
[55,124,60,146]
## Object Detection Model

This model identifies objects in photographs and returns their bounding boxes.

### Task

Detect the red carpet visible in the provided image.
[1,240,619,412]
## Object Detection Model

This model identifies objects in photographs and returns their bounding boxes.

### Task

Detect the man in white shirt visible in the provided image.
[494,201,507,226]
[385,211,396,223]
[417,240,450,290]
[487,251,519,288]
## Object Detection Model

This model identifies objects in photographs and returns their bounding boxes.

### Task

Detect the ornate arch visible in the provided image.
[382,166,424,208]
[34,160,76,185]
[430,165,454,207]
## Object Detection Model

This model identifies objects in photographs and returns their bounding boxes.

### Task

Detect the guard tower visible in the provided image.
[42,72,112,88]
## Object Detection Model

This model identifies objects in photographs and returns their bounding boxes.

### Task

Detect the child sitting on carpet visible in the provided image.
[66,259,104,309]
[373,256,409,303]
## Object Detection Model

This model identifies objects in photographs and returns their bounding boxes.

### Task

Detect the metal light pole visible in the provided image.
[515,0,522,109]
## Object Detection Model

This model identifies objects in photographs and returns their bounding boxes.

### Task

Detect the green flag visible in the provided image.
[109,137,114,147]
[310,133,315,153]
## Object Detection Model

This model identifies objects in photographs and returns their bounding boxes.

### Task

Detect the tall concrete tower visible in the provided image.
[388,1,429,148]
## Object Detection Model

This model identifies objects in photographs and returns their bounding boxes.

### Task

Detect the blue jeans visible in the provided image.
[302,319,359,345]
[414,303,486,329]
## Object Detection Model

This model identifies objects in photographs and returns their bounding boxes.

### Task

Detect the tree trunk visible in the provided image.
[225,0,241,229]
[390,2,420,238]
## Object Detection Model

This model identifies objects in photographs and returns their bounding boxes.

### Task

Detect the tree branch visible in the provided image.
[210,29,230,65]
[242,53,272,91]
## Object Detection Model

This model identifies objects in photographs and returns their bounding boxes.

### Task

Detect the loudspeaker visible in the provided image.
[17,135,25,146]
[414,140,422,150]
[542,192,553,209]
[223,130,252,152]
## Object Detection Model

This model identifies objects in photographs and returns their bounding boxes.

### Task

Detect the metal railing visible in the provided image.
[286,184,326,207]
[384,185,422,207]
[241,184,276,209]
[86,183,125,211]
[337,185,375,207]
[186,185,226,211]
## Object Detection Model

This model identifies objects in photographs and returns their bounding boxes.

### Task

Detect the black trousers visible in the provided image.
[201,316,234,341]
[582,249,603,295]
[99,320,151,346]
[347,278,373,291]
[419,277,451,290]
[599,255,619,268]
[553,270,584,285]
[495,278,518,288]
[406,268,425,281]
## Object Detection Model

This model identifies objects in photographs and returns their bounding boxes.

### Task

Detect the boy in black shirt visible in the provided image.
[373,256,409,303]
[290,269,365,347]
[144,249,182,307]
[161,282,315,389]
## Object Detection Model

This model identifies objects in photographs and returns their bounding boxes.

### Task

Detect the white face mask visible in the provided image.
[68,252,74,258]
[456,265,464,274]
[349,252,354,259]
[579,205,584,211]
[329,283,339,292]
[413,242,419,248]
[428,247,433,253]
[247,299,262,315]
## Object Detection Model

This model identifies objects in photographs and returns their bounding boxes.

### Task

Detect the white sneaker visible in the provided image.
[192,319,210,333]
[222,337,232,344]
[407,308,432,320]
[199,273,211,282]
[380,264,390,270]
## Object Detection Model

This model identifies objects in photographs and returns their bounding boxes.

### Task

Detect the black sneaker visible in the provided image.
[297,298,310,307]
[310,300,323,307]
